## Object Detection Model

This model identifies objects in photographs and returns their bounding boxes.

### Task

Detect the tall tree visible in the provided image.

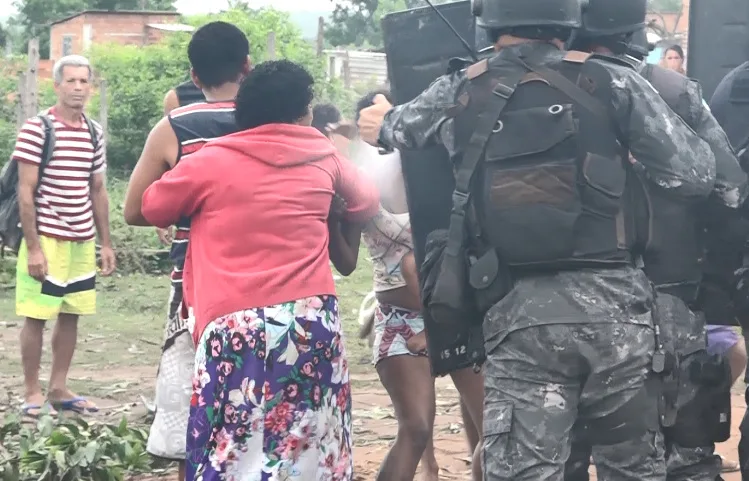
[12,0,177,58]
[0,23,7,50]
[326,0,449,48]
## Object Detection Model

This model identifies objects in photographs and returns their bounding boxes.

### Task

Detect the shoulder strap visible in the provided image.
[640,63,654,82]
[83,114,100,174]
[36,115,55,194]
[445,68,528,257]
[516,57,609,120]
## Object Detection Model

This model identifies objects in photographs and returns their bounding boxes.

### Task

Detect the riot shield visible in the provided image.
[381,1,488,376]
[687,0,749,100]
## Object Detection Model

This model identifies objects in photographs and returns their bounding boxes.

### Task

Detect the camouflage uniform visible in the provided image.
[378,42,716,481]
[565,60,746,481]
[636,63,748,207]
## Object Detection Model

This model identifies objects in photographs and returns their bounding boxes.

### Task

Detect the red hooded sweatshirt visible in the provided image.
[142,123,379,341]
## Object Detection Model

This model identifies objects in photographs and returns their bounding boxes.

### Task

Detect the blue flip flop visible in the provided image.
[55,397,99,414]
[20,403,55,418]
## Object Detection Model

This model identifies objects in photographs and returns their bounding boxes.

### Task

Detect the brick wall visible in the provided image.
[49,12,180,62]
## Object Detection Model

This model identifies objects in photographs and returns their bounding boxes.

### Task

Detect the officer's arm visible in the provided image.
[379,71,465,151]
[686,80,749,209]
[610,67,716,200]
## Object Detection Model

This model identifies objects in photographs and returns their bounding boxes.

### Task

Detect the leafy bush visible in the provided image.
[0,413,152,481]
[85,6,351,171]
[106,176,169,274]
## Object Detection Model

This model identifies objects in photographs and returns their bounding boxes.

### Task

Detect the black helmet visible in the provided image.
[626,27,653,60]
[580,0,647,37]
[471,0,581,31]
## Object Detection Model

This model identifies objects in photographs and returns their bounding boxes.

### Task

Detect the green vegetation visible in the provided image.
[0,6,380,479]
[0,415,153,481]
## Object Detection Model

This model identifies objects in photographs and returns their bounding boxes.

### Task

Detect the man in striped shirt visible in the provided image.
[13,54,115,417]
[124,22,246,475]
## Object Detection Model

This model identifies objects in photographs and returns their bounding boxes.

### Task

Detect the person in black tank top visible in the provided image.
[123,21,250,477]
[163,79,207,116]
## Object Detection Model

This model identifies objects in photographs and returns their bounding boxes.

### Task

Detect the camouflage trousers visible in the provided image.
[565,295,722,481]
[565,426,720,481]
[482,323,666,481]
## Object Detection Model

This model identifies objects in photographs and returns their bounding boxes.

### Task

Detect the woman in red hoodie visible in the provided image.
[141,60,379,481]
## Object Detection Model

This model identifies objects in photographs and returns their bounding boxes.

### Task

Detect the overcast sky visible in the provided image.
[0,0,334,17]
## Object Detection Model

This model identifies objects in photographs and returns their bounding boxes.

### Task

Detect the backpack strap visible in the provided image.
[83,114,100,174]
[36,115,56,195]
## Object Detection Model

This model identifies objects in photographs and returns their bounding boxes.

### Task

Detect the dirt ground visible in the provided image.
[0,354,745,480]
[0,272,746,480]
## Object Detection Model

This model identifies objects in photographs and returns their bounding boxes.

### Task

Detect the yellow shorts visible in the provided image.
[16,236,97,320]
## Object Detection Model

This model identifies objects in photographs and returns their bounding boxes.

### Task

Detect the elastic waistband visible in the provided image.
[376,303,421,318]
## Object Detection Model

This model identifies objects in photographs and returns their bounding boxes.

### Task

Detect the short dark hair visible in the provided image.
[311,104,341,134]
[488,27,572,44]
[355,89,393,123]
[235,60,315,130]
[665,44,684,59]
[572,33,632,56]
[188,21,249,88]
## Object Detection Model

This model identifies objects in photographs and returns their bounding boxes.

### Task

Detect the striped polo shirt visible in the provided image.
[167,101,238,283]
[12,109,105,241]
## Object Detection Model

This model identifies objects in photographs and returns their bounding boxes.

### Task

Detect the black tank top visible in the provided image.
[174,80,206,107]
[167,101,238,279]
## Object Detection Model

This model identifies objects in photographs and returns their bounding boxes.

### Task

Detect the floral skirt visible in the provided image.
[186,296,353,481]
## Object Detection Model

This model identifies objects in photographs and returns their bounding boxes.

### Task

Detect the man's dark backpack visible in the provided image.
[0,114,99,253]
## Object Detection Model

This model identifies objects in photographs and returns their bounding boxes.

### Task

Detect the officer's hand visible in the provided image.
[358,94,392,146]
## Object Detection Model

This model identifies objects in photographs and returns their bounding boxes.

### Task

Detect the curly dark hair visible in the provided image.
[235,60,315,130]
[311,104,342,134]
[188,21,249,88]
[354,89,393,123]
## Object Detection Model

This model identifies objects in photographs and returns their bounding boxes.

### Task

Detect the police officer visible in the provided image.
[358,0,717,479]
[710,61,749,481]
[561,1,748,480]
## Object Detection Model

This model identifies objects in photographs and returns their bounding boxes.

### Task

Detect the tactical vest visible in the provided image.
[635,63,708,305]
[175,80,206,107]
[639,64,694,123]
[451,51,636,272]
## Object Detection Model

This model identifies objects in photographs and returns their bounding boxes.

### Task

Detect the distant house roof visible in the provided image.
[50,10,180,26]
[146,23,194,32]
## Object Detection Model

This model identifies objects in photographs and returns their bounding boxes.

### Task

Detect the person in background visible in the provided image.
[162,79,206,118]
[354,90,484,481]
[157,80,207,245]
[312,103,363,276]
[123,21,248,480]
[14,54,115,417]
[662,44,686,74]
[140,59,379,481]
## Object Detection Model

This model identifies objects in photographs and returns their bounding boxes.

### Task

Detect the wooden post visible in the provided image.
[316,17,325,57]
[16,72,27,130]
[266,32,276,60]
[342,51,351,89]
[98,79,108,159]
[25,38,39,118]
[328,55,336,81]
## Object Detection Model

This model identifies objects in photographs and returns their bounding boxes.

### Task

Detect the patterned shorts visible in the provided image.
[147,281,194,460]
[372,304,425,365]
[16,236,96,320]
[186,296,353,481]
[706,324,741,357]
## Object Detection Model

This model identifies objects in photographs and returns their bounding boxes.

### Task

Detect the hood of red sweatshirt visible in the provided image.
[210,123,337,167]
